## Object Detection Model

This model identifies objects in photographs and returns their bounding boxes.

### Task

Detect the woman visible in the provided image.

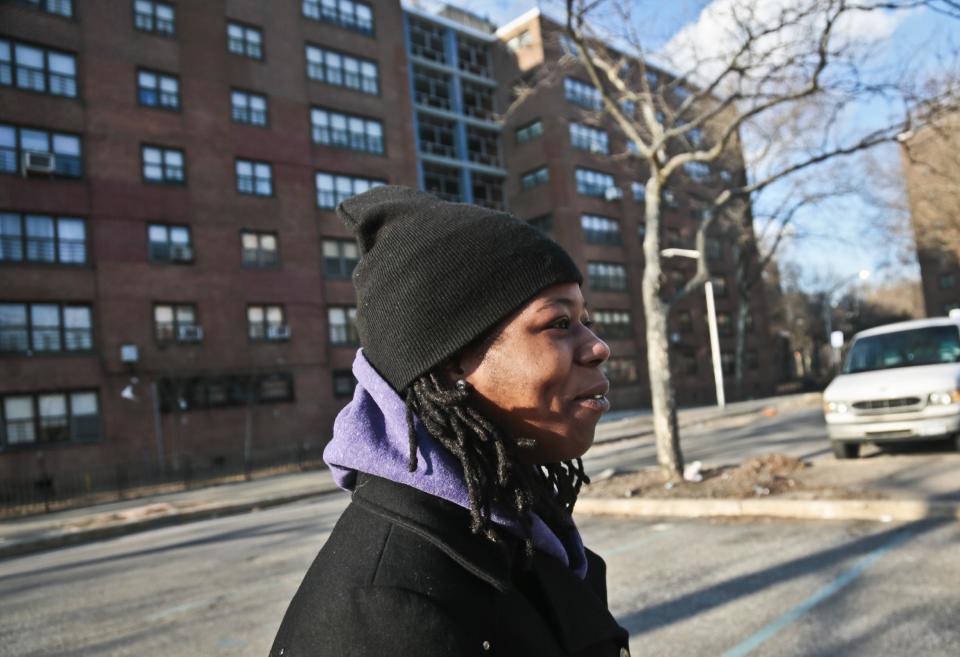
[270,186,630,657]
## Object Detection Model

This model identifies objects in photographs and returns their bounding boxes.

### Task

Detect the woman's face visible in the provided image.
[454,282,611,463]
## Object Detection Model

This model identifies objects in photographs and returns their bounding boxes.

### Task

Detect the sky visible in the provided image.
[464,0,958,295]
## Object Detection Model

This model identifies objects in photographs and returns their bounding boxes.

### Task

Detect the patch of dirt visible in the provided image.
[582,453,886,500]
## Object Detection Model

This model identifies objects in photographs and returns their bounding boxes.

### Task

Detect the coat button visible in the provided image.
[620,648,630,657]
[482,640,491,651]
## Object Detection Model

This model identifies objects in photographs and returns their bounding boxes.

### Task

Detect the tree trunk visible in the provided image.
[642,178,683,479]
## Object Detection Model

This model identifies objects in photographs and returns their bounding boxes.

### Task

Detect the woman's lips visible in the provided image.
[574,395,611,413]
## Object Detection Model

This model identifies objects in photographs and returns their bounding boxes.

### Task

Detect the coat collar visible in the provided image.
[351,474,628,653]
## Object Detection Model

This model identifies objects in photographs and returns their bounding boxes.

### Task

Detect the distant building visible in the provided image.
[902,117,960,317]
[0,0,775,495]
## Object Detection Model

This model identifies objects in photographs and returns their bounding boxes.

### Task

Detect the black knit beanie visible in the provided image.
[336,185,583,393]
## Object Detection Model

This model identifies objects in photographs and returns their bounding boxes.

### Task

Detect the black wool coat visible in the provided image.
[269,473,630,657]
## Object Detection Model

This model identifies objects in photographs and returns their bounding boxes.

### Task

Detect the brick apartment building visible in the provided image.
[1,0,774,495]
[902,118,960,318]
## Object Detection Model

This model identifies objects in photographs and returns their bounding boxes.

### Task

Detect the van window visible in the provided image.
[843,326,960,373]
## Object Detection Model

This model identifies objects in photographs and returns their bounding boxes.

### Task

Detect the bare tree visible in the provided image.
[560,0,960,477]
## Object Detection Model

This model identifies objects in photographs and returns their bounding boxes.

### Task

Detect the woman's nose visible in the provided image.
[578,330,610,366]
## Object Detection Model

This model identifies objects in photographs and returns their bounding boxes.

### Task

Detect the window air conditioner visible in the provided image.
[22,151,56,174]
[177,325,204,341]
[267,324,291,340]
[604,186,623,201]
[170,245,193,261]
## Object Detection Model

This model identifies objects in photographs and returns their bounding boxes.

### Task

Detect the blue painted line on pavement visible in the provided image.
[719,527,917,657]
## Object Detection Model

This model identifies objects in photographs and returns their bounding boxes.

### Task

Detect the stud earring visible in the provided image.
[456,379,469,392]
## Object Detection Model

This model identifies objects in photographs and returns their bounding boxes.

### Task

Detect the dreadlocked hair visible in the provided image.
[403,370,591,562]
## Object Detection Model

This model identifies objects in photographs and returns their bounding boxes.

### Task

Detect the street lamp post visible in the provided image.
[661,248,725,408]
[822,269,871,373]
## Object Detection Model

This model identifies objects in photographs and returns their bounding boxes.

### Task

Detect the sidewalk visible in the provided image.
[5,391,954,561]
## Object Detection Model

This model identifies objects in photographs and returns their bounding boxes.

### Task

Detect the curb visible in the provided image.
[574,497,960,523]
[0,488,340,561]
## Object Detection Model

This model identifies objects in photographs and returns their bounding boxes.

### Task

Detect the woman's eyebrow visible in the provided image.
[536,298,588,313]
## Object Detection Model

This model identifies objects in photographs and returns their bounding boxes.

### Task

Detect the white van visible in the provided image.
[823,316,960,459]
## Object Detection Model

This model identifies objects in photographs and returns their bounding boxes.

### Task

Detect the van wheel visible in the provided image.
[833,442,860,459]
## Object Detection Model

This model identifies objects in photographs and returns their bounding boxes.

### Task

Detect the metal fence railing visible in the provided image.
[0,444,327,517]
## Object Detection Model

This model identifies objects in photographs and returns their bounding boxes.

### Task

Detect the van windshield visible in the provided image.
[843,325,960,374]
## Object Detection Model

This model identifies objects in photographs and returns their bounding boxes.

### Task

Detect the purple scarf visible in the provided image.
[324,349,588,578]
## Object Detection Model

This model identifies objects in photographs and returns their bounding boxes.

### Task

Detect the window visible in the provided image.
[516,120,543,145]
[521,167,549,191]
[231,90,268,126]
[158,373,294,412]
[408,17,446,63]
[417,115,457,158]
[332,370,357,398]
[507,30,532,51]
[619,98,636,116]
[322,239,358,278]
[559,34,579,57]
[303,0,374,35]
[575,168,615,198]
[0,302,92,353]
[315,173,385,209]
[581,215,621,245]
[457,36,491,78]
[940,273,955,289]
[644,70,658,89]
[0,39,78,98]
[236,159,273,196]
[465,126,500,167]
[0,213,86,264]
[569,122,608,154]
[422,163,461,202]
[683,161,711,183]
[312,108,383,154]
[588,261,627,291]
[148,224,192,263]
[662,188,679,208]
[462,80,495,121]
[665,227,683,248]
[12,0,73,17]
[472,173,505,211]
[241,231,279,268]
[137,69,180,110]
[0,124,82,178]
[248,304,288,341]
[154,303,200,343]
[677,309,693,333]
[746,349,759,371]
[412,66,451,110]
[306,46,378,95]
[717,311,733,337]
[564,78,601,111]
[603,357,638,384]
[631,181,646,201]
[637,222,646,240]
[1,391,100,448]
[133,0,175,36]
[593,309,631,340]
[721,352,735,376]
[227,22,263,59]
[711,276,728,298]
[328,306,358,345]
[142,145,184,184]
